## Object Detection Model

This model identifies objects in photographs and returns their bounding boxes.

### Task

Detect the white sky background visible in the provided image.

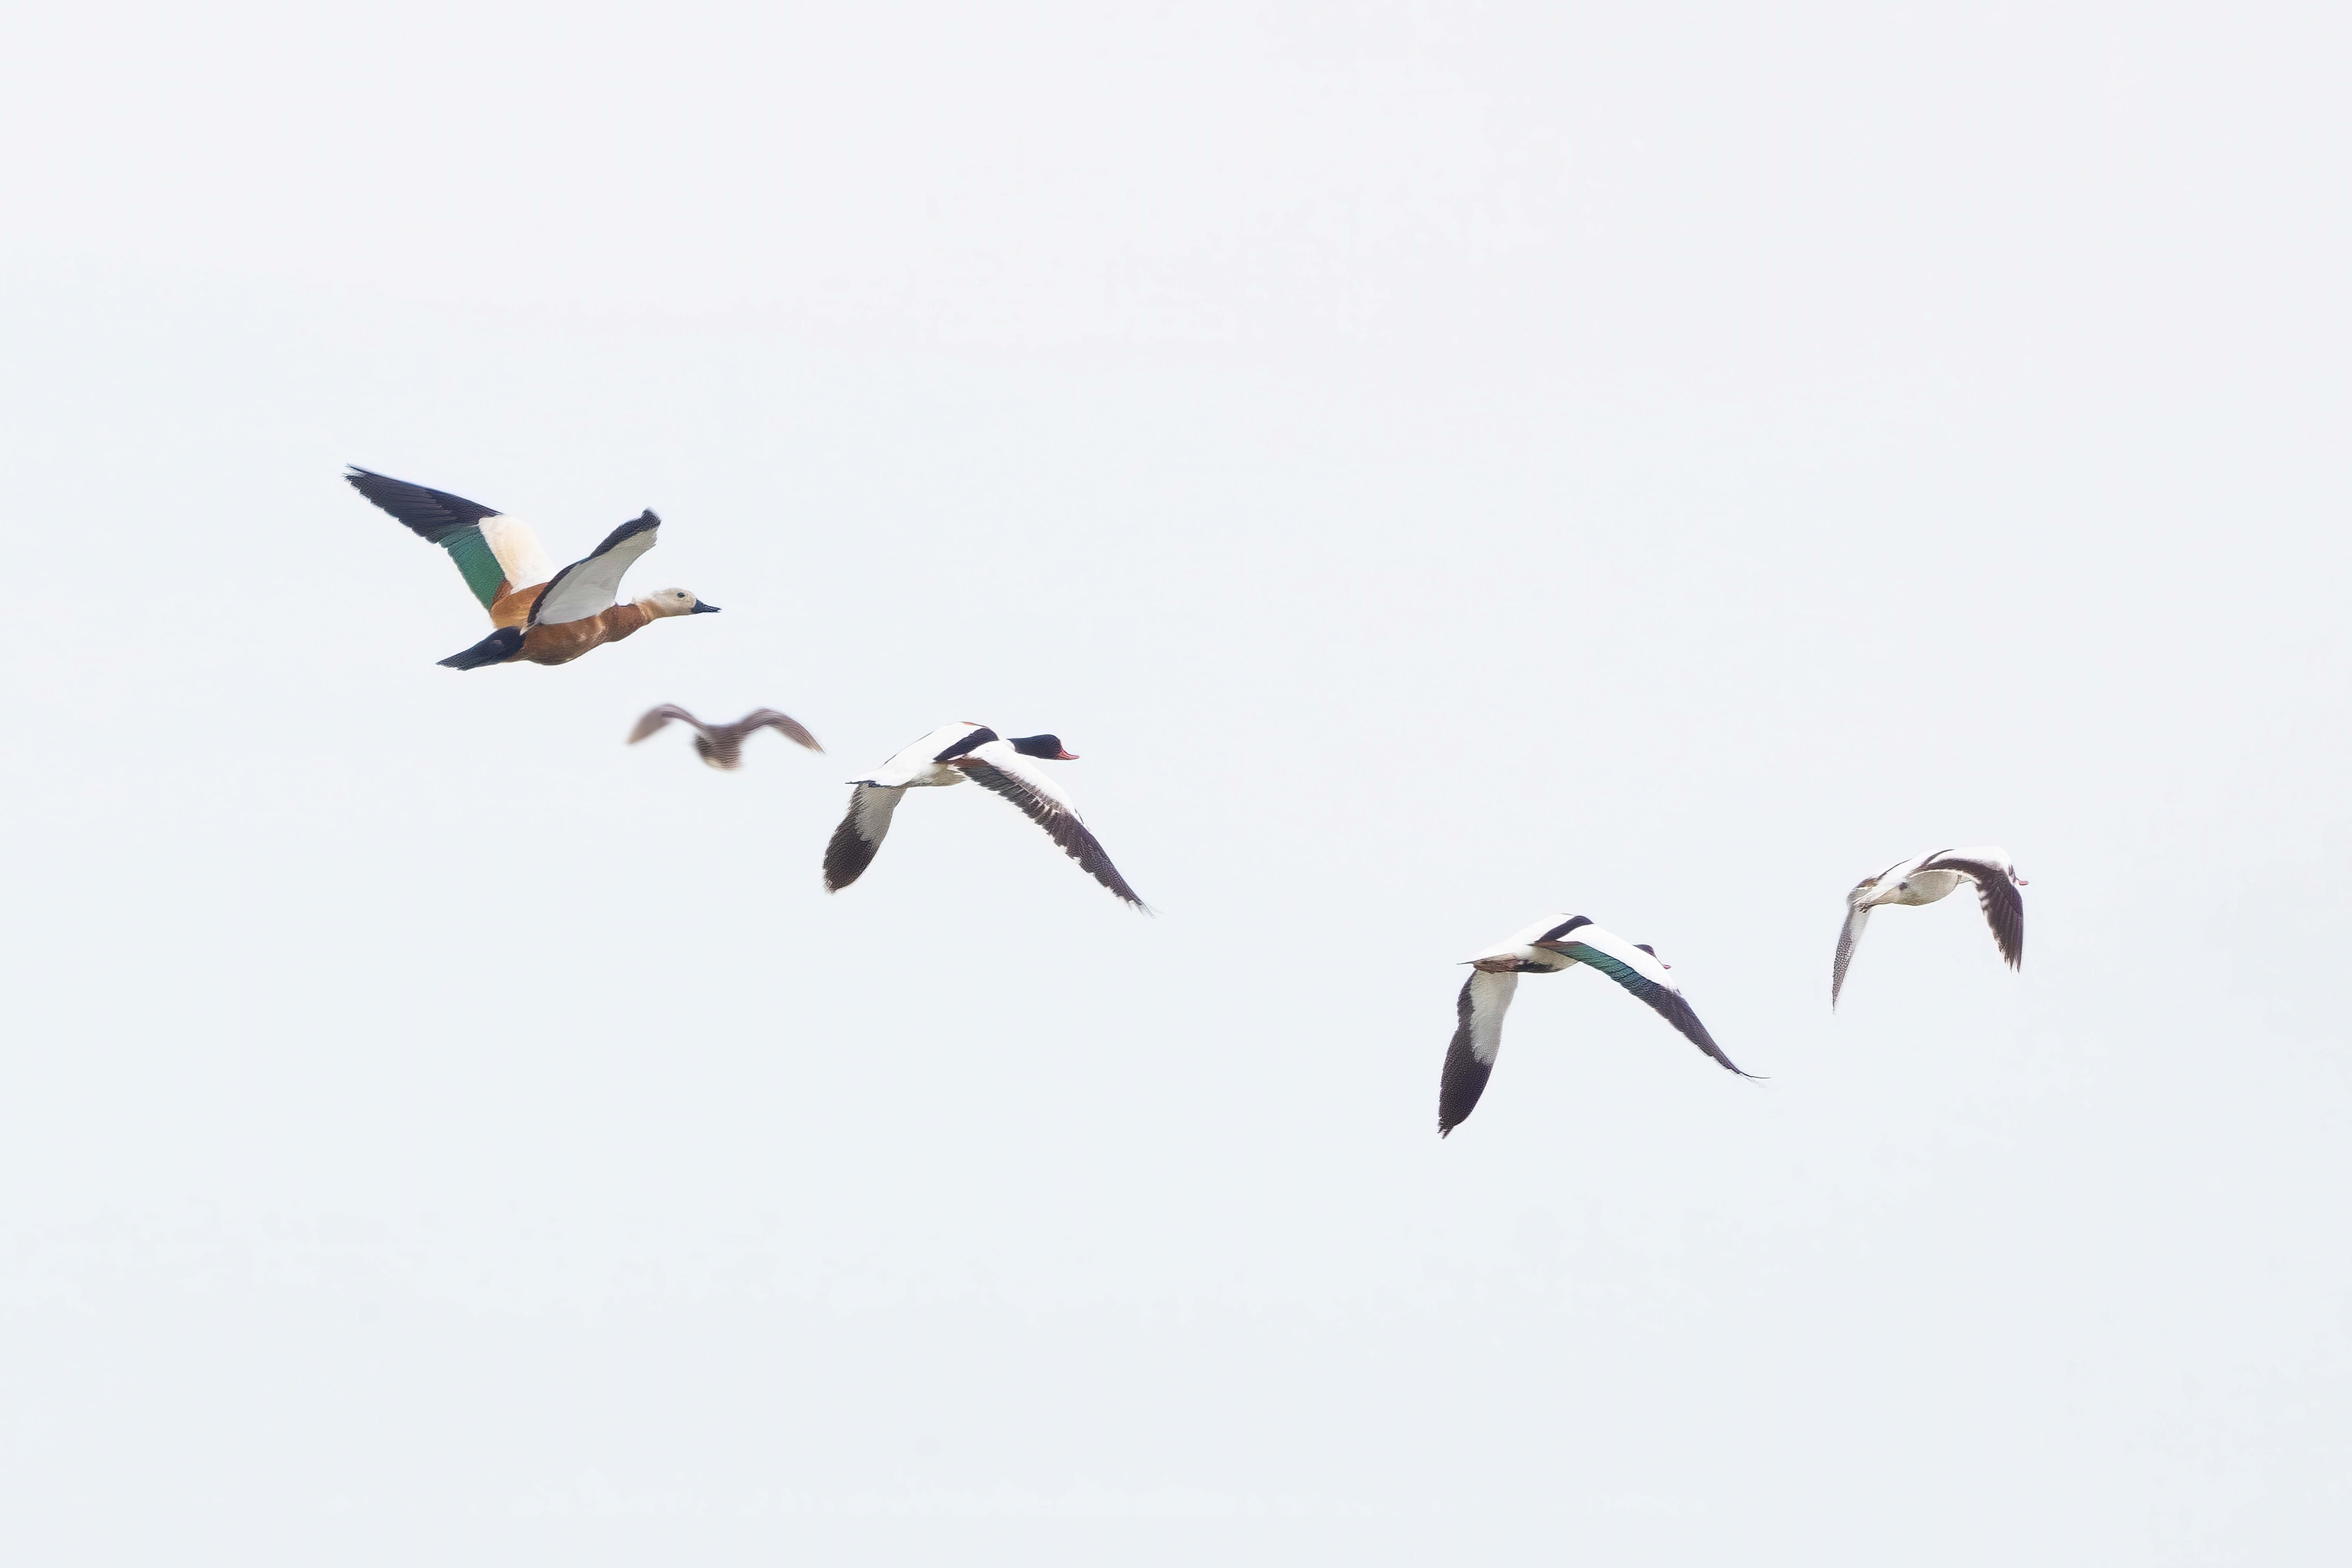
[2,0,2348,1559]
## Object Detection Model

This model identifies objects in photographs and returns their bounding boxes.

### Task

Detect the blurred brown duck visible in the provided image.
[628,705,824,769]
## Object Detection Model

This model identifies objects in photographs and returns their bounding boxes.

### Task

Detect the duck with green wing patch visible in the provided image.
[345,466,720,669]
[1440,913,1754,1137]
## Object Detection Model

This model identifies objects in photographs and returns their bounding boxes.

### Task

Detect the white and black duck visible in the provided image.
[824,722,1145,908]
[1833,847,2026,1007]
[1441,913,1753,1136]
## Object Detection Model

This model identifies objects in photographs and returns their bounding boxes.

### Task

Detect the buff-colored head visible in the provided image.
[638,588,721,618]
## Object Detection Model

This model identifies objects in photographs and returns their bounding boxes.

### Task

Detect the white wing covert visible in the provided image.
[1832,902,1872,1007]
[530,513,662,626]
[1439,969,1518,1135]
[479,515,554,591]
[823,785,906,891]
[865,723,994,787]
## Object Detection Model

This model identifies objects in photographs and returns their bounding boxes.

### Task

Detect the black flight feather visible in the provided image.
[1438,973,1495,1136]
[1918,855,2025,968]
[952,759,1147,909]
[344,466,499,542]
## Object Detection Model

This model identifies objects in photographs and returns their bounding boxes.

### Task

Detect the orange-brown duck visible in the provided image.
[345,466,720,669]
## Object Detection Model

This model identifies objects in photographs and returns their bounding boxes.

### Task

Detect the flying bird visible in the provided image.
[1833,846,2026,1007]
[1440,913,1752,1137]
[823,722,1145,908]
[345,466,720,669]
[628,705,823,768]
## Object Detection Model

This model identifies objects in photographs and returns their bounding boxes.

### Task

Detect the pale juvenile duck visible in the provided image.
[824,722,1146,908]
[1441,913,1753,1136]
[1833,846,2026,1007]
[345,466,720,669]
[628,705,824,768]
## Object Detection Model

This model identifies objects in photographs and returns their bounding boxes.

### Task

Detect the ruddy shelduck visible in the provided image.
[345,467,720,669]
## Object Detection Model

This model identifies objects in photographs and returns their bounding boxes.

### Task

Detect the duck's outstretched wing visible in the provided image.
[530,512,661,626]
[1439,969,1519,1136]
[823,785,906,891]
[628,704,708,745]
[728,709,824,754]
[950,744,1146,909]
[1919,851,2024,969]
[1538,925,1754,1078]
[345,466,509,613]
[1832,901,1872,1008]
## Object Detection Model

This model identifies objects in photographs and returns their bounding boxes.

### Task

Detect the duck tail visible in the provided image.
[436,626,525,670]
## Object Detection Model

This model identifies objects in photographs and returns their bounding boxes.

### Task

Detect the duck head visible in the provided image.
[1008,734,1078,760]
[640,588,722,617]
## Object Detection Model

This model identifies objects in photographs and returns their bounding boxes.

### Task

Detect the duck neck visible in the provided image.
[600,600,656,640]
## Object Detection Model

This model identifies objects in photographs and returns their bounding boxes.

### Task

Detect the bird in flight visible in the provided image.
[1833,846,2026,1007]
[824,722,1145,908]
[345,466,719,669]
[628,705,823,769]
[1441,913,1752,1136]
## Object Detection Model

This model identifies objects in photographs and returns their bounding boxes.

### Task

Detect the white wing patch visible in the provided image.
[852,784,903,846]
[1462,968,1518,1065]
[1463,912,1577,966]
[480,514,555,591]
[1832,903,1872,1007]
[863,723,990,788]
[1438,967,1520,1135]
[531,521,661,626]
[822,784,907,891]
